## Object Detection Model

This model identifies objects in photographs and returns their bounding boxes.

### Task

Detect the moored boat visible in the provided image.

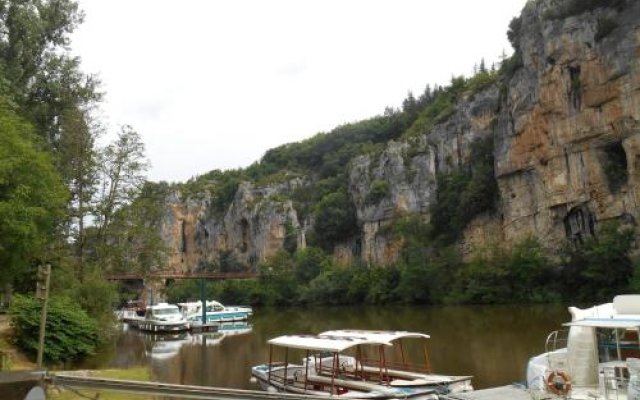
[177,300,252,324]
[318,330,473,394]
[252,334,439,399]
[526,294,640,399]
[135,303,189,333]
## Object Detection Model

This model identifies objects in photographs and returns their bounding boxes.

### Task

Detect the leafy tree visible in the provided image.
[95,125,148,245]
[311,190,358,251]
[294,247,327,283]
[0,100,67,287]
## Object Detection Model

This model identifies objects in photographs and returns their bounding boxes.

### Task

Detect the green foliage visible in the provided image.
[256,250,298,305]
[452,238,557,304]
[507,16,523,52]
[311,190,358,251]
[0,100,67,285]
[560,222,634,303]
[544,0,626,20]
[9,295,101,364]
[294,247,328,282]
[595,16,618,41]
[602,142,628,193]
[430,136,498,244]
[301,264,400,305]
[366,180,390,205]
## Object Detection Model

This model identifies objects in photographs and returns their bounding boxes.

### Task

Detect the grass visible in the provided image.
[48,367,152,400]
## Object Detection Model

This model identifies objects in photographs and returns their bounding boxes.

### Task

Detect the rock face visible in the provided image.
[160,179,304,272]
[159,0,640,271]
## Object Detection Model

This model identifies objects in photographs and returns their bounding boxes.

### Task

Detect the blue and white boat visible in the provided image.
[177,300,252,324]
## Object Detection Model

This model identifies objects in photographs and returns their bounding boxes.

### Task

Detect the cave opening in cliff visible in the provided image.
[602,141,628,193]
[240,218,249,252]
[180,220,187,254]
[564,205,596,245]
[567,65,582,112]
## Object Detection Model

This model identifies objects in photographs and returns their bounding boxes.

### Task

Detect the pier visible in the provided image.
[440,385,545,400]
[48,373,332,400]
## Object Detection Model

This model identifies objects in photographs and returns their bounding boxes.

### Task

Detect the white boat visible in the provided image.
[177,300,252,324]
[526,294,640,399]
[318,330,473,395]
[251,334,439,399]
[135,303,189,333]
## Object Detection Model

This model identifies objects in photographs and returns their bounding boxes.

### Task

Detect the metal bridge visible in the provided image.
[107,271,261,280]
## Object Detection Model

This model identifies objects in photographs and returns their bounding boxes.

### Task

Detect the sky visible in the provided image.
[71,0,529,183]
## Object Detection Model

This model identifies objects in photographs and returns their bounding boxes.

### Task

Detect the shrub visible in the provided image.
[595,16,618,41]
[9,295,101,364]
[366,180,390,205]
[545,0,626,20]
[560,221,634,303]
[602,142,628,193]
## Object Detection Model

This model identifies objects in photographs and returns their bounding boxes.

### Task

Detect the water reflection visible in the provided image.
[85,305,569,390]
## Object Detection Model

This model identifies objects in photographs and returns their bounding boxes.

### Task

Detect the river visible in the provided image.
[80,304,569,390]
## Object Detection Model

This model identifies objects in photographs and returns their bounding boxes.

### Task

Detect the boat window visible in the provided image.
[154,308,180,315]
[597,328,640,362]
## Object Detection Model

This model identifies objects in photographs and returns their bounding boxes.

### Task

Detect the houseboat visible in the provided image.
[526,294,640,399]
[177,300,252,324]
[135,303,189,333]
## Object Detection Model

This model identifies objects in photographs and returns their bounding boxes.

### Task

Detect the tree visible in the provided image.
[0,99,67,286]
[294,247,327,283]
[56,106,100,278]
[95,125,148,246]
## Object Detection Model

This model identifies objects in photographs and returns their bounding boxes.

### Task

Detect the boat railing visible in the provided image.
[545,329,569,353]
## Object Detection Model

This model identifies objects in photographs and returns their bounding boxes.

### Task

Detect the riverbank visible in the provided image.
[48,368,152,400]
[0,314,36,371]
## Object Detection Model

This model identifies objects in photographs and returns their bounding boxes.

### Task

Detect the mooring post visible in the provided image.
[36,264,51,368]
[199,279,206,325]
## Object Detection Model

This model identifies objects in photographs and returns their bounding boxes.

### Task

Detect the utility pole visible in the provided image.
[36,264,51,368]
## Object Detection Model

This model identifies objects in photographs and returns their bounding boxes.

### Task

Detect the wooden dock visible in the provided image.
[441,385,551,400]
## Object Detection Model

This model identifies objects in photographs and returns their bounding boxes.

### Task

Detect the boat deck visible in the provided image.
[440,385,553,400]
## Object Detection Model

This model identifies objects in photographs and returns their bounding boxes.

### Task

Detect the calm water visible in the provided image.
[81,304,569,390]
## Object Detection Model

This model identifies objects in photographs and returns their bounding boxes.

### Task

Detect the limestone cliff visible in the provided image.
[159,0,640,271]
[160,179,305,272]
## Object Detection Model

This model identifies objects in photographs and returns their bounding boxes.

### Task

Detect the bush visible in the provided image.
[545,0,626,20]
[430,136,498,244]
[366,180,390,205]
[311,190,358,251]
[9,295,101,364]
[560,222,633,303]
[595,16,618,41]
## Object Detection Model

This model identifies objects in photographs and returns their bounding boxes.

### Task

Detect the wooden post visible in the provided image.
[267,345,273,384]
[331,353,337,394]
[36,264,51,368]
[304,349,309,392]
[199,279,207,325]
[283,347,289,390]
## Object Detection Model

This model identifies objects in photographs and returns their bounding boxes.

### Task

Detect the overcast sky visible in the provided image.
[71,0,528,183]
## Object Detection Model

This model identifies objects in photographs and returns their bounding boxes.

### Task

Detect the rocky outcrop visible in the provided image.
[495,0,640,246]
[159,0,640,270]
[160,179,304,272]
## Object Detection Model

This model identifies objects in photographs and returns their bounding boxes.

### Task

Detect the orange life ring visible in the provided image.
[546,370,572,396]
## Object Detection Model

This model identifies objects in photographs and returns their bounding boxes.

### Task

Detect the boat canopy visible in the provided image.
[320,330,430,342]
[564,318,640,329]
[267,334,391,352]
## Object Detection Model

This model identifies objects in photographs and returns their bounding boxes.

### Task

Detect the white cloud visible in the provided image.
[72,0,528,182]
